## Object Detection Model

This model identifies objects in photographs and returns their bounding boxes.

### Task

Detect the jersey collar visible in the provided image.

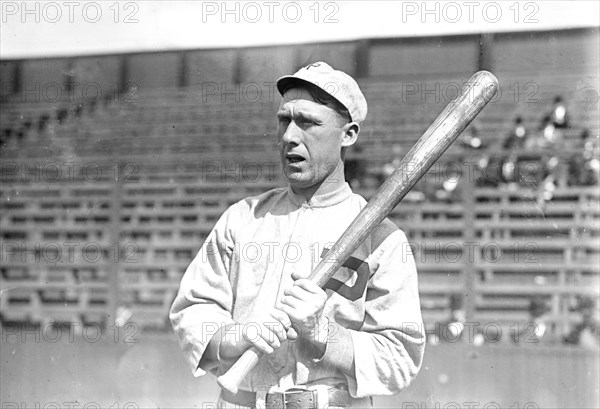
[287,182,353,208]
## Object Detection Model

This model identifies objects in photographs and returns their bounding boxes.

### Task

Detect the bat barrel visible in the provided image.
[390,70,499,191]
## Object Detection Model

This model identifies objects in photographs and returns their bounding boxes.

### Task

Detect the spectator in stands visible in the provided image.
[475,155,503,188]
[501,151,519,189]
[511,297,555,346]
[22,119,32,132]
[537,96,569,147]
[434,170,461,202]
[73,103,83,118]
[458,122,483,150]
[1,119,34,146]
[0,128,11,146]
[568,129,599,186]
[536,155,569,207]
[379,144,426,202]
[56,108,69,125]
[428,293,467,344]
[170,62,424,408]
[500,117,536,189]
[550,96,569,129]
[538,158,558,205]
[503,116,528,152]
[38,114,50,132]
[563,296,600,349]
[539,114,558,146]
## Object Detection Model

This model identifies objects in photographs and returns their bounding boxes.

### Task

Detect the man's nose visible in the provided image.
[281,121,302,145]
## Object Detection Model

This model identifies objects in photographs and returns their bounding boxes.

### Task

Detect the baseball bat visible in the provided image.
[217,70,499,394]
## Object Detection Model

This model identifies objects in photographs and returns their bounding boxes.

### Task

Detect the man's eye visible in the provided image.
[299,118,316,126]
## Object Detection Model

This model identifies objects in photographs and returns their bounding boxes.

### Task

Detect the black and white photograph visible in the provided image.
[1,1,599,408]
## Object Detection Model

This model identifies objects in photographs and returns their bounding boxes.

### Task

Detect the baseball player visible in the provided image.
[170,62,425,409]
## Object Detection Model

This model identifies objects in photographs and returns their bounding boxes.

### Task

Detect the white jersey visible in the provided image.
[170,182,425,398]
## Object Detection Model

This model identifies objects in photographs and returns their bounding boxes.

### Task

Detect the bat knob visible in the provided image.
[217,373,239,394]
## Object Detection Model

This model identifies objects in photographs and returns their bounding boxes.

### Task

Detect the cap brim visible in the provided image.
[276,75,351,121]
[276,76,316,96]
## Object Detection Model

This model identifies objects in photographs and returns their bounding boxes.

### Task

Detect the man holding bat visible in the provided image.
[170,62,426,408]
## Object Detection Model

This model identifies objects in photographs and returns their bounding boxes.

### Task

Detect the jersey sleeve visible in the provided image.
[337,227,425,398]
[168,202,240,376]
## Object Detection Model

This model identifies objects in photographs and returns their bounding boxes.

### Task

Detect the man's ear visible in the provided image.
[341,122,360,148]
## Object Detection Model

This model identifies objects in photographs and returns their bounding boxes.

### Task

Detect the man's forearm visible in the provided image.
[199,322,237,371]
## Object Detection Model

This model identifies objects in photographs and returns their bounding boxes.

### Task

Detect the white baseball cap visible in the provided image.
[276,62,368,124]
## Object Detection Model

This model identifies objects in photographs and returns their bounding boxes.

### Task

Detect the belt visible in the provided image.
[221,387,351,408]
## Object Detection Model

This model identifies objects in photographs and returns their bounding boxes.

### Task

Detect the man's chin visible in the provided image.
[285,173,307,184]
[284,169,313,187]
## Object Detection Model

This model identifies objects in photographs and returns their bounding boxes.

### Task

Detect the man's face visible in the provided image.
[277,87,347,189]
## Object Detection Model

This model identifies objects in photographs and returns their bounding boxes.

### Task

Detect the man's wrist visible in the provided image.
[199,321,236,371]
[216,322,241,362]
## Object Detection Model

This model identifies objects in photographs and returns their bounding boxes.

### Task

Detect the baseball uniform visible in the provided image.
[170,182,425,405]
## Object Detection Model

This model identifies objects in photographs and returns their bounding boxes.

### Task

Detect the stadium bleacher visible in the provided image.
[1,29,598,346]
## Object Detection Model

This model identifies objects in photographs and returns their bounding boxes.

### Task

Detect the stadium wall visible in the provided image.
[1,27,598,100]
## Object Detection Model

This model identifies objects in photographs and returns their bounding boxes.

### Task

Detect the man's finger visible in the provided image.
[244,332,274,355]
[290,271,311,281]
[270,308,292,330]
[283,285,312,302]
[263,332,281,350]
[278,303,302,323]
[264,320,288,343]
[279,295,302,311]
[293,279,325,295]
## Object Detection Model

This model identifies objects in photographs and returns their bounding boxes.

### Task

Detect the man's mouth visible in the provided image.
[286,153,305,164]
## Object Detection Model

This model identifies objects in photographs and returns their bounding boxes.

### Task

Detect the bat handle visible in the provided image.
[217,346,262,394]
